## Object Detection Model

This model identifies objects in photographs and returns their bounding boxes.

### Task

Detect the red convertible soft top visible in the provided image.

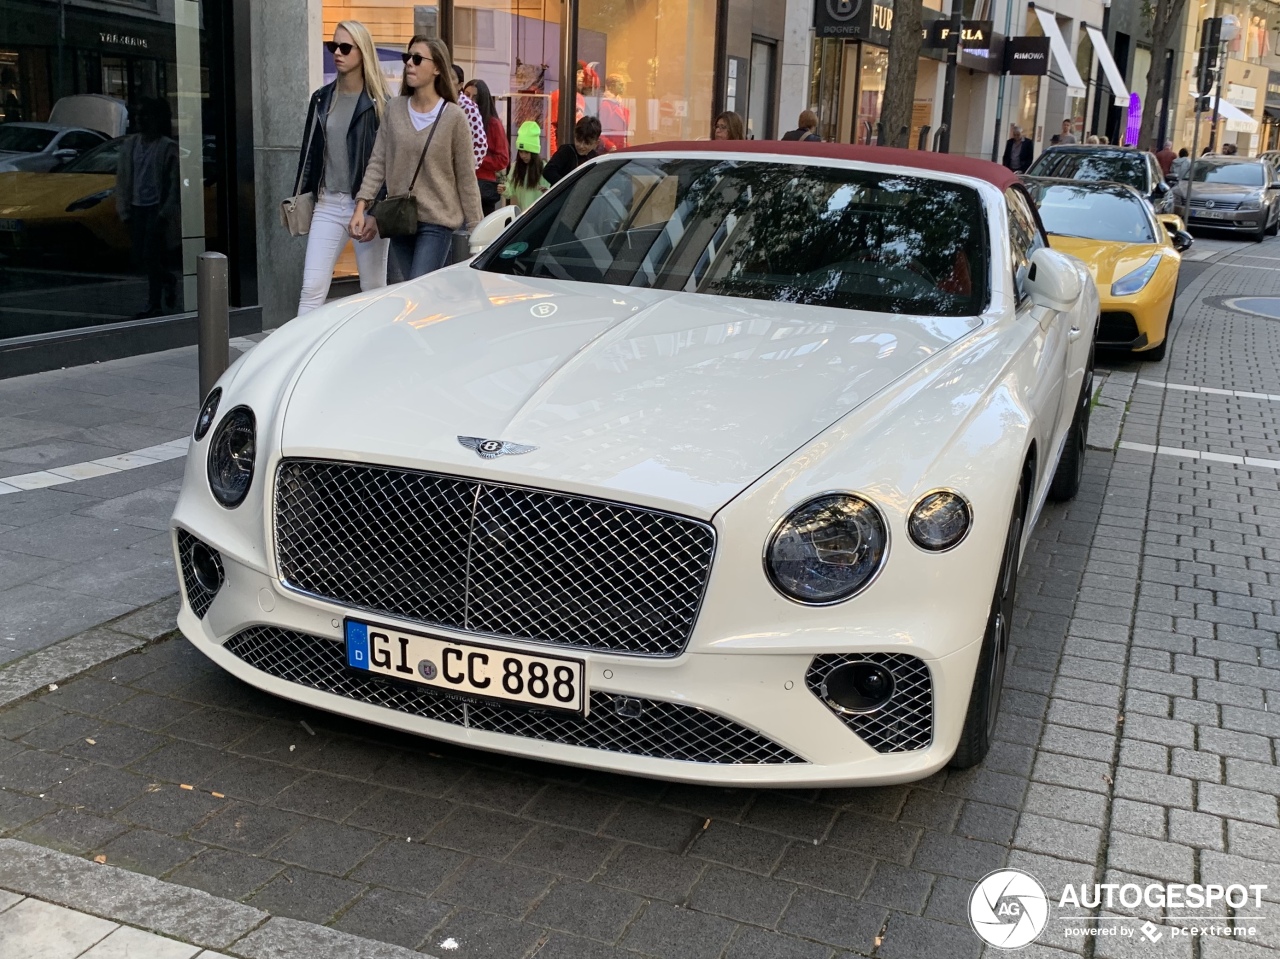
[622,140,1020,192]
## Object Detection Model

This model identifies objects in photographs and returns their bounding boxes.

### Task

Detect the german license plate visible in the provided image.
[0,219,22,232]
[1204,211,1226,219]
[344,619,586,714]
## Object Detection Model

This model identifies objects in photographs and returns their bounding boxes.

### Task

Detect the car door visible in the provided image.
[1006,188,1071,469]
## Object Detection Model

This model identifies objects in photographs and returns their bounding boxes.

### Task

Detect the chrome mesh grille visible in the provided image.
[274,459,715,657]
[176,529,221,620]
[223,626,804,765]
[805,654,933,753]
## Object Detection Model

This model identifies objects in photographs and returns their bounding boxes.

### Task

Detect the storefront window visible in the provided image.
[857,46,888,144]
[0,0,214,338]
[577,0,715,145]
[810,38,843,143]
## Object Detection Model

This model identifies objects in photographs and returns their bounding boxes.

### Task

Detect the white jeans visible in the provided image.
[297,190,388,315]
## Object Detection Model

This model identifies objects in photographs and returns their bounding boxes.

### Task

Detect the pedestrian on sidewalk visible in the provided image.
[499,121,550,213]
[1156,140,1176,178]
[295,21,391,315]
[713,111,745,140]
[781,110,821,142]
[470,79,509,216]
[351,37,482,280]
[1002,124,1033,172]
[1058,118,1077,144]
[1170,148,1191,182]
[544,114,601,186]
[450,64,488,169]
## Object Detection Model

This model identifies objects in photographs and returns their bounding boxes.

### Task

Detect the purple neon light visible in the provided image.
[1125,93,1142,146]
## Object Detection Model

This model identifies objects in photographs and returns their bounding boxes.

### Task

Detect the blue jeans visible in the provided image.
[389,223,452,280]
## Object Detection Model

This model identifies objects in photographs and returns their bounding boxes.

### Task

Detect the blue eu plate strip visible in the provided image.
[345,621,370,671]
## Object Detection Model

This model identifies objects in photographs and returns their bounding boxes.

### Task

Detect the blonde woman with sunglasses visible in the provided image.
[351,37,482,279]
[295,20,391,314]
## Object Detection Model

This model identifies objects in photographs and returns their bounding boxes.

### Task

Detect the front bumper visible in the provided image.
[1185,210,1265,232]
[173,527,984,788]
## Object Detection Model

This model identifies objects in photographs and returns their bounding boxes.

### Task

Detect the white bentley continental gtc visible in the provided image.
[172,142,1099,786]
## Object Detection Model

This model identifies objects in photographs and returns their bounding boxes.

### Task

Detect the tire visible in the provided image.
[1254,219,1267,243]
[1142,299,1172,363]
[1047,342,1094,502]
[950,484,1025,769]
[1268,209,1279,237]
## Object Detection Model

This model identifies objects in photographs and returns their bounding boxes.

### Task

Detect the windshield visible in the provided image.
[61,138,123,174]
[480,157,990,317]
[1025,183,1157,244]
[1026,151,1147,190]
[1192,163,1266,186]
[0,126,56,153]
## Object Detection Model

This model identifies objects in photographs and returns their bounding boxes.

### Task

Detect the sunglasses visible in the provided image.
[324,41,355,55]
[401,53,430,66]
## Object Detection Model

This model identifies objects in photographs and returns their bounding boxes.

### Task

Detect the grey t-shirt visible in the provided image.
[324,90,360,193]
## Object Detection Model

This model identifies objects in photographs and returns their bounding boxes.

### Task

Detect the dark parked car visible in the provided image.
[1024,145,1170,209]
[1163,157,1280,241]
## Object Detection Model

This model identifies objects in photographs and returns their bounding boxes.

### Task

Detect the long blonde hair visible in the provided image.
[336,20,390,119]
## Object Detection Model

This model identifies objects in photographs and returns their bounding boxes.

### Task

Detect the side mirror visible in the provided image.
[469,206,518,255]
[52,148,78,160]
[1157,213,1186,234]
[1171,230,1194,252]
[1152,181,1169,197]
[1024,247,1083,312]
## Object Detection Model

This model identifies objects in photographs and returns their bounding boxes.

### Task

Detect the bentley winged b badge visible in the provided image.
[458,436,539,459]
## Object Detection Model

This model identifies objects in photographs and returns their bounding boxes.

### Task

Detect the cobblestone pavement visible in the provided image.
[0,242,1277,959]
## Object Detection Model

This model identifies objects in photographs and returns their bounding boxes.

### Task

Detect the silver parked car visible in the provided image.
[0,123,109,173]
[1164,157,1280,241]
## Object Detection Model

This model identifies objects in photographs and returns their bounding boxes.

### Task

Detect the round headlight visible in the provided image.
[907,490,972,552]
[207,406,256,508]
[193,387,221,441]
[765,494,888,604]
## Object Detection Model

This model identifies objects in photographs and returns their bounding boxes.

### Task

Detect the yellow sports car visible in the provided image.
[0,136,130,260]
[1024,178,1191,361]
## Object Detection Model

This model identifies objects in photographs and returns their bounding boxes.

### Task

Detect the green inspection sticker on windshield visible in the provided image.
[499,241,528,258]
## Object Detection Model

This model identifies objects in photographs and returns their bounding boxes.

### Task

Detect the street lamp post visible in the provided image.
[1208,14,1240,153]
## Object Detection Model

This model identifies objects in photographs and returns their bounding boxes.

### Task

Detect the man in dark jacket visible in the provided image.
[545,115,602,186]
[781,109,821,142]
[1002,124,1033,173]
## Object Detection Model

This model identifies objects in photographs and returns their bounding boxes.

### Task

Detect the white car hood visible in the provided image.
[281,269,979,516]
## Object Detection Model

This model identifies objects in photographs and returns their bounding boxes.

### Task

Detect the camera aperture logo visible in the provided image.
[969,869,1049,949]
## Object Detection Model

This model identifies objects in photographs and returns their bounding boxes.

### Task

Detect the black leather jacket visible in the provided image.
[294,82,381,197]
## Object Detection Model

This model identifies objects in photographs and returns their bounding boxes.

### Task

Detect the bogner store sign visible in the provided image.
[814,0,895,46]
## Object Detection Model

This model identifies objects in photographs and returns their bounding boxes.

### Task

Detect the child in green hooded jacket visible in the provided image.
[499,121,551,214]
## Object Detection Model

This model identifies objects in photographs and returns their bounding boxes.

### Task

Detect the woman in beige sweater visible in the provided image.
[350,36,482,279]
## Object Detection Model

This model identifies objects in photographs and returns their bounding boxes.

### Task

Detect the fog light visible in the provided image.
[821,661,895,715]
[190,541,224,594]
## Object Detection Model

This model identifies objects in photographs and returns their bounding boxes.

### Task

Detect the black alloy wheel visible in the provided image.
[950,483,1025,768]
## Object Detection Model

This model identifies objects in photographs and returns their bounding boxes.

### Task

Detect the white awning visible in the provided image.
[1033,8,1087,98]
[1084,24,1129,106]
[1214,97,1259,132]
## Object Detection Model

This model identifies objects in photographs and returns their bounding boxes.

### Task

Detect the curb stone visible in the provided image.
[0,594,182,709]
[0,839,439,959]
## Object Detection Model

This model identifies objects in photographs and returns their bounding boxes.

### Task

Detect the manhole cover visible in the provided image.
[1224,297,1280,319]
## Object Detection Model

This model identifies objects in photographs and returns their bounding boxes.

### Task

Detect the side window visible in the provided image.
[1005,189,1043,300]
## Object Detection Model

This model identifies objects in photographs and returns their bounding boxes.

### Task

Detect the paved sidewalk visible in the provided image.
[0,339,257,666]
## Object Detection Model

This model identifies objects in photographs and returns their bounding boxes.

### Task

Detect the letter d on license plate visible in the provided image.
[345,619,586,714]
